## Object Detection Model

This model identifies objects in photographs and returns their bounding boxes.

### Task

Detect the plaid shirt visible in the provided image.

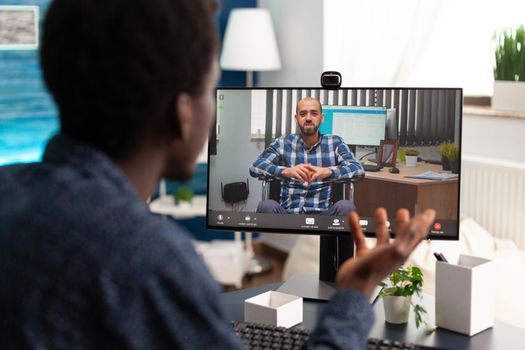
[250,134,364,214]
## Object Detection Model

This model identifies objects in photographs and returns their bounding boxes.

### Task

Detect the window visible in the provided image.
[324,0,525,96]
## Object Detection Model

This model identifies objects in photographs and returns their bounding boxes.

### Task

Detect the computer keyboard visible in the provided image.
[232,321,309,349]
[232,320,450,350]
[363,164,383,172]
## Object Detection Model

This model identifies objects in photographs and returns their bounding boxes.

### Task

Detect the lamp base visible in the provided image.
[246,70,254,88]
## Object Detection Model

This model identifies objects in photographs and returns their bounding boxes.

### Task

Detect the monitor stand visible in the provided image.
[276,235,354,301]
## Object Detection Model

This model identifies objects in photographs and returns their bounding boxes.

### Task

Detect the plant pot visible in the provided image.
[450,159,459,174]
[383,296,412,324]
[441,155,451,171]
[493,81,525,112]
[405,155,418,167]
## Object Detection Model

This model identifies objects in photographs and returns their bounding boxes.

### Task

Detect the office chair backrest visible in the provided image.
[268,181,280,202]
[331,182,345,202]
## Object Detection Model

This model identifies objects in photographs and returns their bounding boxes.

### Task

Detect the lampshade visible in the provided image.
[220,8,281,71]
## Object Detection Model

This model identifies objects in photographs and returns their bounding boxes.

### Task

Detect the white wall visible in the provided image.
[462,114,525,163]
[257,0,323,87]
[209,90,264,212]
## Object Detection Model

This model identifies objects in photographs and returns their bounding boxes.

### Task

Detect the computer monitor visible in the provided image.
[319,105,387,147]
[207,87,462,296]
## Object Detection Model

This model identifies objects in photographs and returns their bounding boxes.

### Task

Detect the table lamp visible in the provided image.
[220,8,280,275]
[220,8,281,87]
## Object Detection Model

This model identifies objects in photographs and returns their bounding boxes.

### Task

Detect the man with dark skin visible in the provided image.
[0,0,435,348]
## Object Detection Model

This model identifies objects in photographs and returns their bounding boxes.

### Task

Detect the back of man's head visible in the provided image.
[40,0,218,160]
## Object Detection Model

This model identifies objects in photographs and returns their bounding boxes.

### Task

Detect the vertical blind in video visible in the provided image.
[263,88,460,147]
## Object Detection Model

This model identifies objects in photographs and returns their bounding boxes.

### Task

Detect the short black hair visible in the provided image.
[40,0,218,159]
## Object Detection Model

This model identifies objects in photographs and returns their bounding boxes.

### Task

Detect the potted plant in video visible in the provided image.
[404,148,419,167]
[493,25,525,112]
[439,141,454,171]
[173,186,194,206]
[442,143,459,174]
[380,265,431,329]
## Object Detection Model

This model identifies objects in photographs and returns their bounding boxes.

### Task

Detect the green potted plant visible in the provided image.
[398,148,406,162]
[439,141,453,171]
[493,26,525,112]
[442,143,459,174]
[173,186,194,206]
[380,265,432,329]
[403,148,420,167]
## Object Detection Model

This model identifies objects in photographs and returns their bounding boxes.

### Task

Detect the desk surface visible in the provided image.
[220,283,525,350]
[363,162,458,186]
[355,162,459,220]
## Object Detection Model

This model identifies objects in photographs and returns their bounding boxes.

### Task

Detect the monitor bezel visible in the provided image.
[206,86,463,240]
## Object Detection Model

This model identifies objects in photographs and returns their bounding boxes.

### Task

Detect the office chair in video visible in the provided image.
[255,173,364,209]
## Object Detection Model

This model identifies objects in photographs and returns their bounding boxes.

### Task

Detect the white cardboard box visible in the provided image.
[435,254,495,336]
[244,291,303,328]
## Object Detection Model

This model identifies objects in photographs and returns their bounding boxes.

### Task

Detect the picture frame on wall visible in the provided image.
[0,6,39,50]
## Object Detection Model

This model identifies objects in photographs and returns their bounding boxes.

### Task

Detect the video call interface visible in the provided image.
[207,88,462,239]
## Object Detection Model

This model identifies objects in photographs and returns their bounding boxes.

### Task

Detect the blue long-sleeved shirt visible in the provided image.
[250,134,364,214]
[0,134,373,349]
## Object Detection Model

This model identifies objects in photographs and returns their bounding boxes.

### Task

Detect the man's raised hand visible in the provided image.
[336,207,435,298]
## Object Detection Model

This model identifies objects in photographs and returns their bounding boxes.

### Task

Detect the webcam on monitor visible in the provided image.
[320,71,341,89]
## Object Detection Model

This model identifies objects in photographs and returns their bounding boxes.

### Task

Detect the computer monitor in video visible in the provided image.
[207,87,462,295]
[319,105,386,147]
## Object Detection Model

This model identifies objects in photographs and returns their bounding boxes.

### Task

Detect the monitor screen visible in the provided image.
[207,87,462,240]
[319,105,386,147]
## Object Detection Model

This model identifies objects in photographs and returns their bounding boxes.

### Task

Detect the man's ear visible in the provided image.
[320,113,324,124]
[173,93,193,141]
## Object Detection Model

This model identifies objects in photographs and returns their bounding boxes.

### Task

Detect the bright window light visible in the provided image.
[324,0,525,96]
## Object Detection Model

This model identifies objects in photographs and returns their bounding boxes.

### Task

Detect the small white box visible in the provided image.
[435,254,495,336]
[244,291,303,328]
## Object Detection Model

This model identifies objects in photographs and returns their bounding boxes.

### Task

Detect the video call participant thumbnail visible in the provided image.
[250,97,364,215]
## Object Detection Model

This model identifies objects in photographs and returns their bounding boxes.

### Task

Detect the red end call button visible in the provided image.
[433,222,442,230]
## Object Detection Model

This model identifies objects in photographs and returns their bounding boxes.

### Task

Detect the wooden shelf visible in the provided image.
[464,105,525,120]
